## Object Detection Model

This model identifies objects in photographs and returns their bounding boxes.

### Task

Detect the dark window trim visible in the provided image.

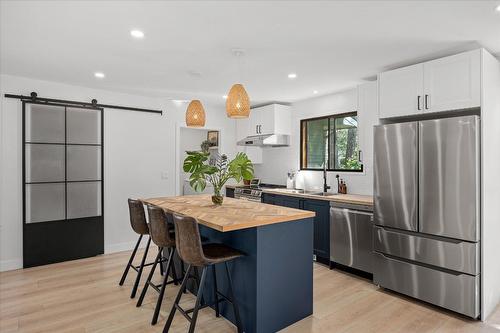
[300,111,363,172]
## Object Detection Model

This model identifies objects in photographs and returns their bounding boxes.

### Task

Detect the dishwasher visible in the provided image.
[330,202,373,274]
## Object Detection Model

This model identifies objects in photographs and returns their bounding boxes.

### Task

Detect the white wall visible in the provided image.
[253,84,378,195]
[0,74,236,271]
[480,50,500,319]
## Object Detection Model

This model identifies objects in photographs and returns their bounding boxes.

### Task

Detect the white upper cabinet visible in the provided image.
[238,104,291,137]
[257,104,275,135]
[423,49,480,113]
[247,110,261,136]
[379,63,424,118]
[236,118,263,164]
[378,49,481,118]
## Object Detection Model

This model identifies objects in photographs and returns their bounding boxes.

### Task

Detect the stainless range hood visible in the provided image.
[237,134,290,147]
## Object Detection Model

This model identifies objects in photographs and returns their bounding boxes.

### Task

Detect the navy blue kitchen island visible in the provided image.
[144,195,315,333]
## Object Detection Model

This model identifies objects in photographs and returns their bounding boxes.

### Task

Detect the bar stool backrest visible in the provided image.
[172,213,207,267]
[128,199,149,235]
[147,205,175,248]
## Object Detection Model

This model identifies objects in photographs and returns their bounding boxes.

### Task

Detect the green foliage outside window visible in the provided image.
[301,113,362,172]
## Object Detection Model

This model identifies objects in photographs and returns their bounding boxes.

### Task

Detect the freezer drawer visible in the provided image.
[330,204,373,273]
[373,226,479,275]
[419,116,480,242]
[373,252,480,318]
[374,122,418,232]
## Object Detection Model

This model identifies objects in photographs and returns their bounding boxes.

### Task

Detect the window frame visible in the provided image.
[300,111,363,172]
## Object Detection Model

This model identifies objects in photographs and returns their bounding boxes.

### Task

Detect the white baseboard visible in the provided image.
[105,238,149,254]
[0,240,149,272]
[0,258,23,272]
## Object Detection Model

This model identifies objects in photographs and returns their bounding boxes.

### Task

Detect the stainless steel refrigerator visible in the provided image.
[373,115,480,318]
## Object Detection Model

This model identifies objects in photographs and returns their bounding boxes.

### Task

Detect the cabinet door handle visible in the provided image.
[424,94,429,110]
[258,125,261,134]
[256,125,258,134]
[417,95,421,110]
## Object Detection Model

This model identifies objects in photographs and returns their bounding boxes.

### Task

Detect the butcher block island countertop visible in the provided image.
[142,194,315,232]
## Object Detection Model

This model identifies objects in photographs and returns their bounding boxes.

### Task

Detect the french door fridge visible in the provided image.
[373,115,480,318]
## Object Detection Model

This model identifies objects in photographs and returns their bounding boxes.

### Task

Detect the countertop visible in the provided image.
[226,184,374,206]
[142,195,316,232]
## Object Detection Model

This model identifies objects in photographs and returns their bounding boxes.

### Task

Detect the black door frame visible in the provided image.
[22,101,104,268]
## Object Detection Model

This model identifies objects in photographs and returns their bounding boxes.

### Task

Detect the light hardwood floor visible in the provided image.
[1,249,499,333]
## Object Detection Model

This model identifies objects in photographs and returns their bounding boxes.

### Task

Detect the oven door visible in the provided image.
[234,194,261,203]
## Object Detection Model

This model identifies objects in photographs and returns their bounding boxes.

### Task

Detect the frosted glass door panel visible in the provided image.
[66,108,101,144]
[25,104,65,143]
[66,146,101,181]
[25,144,65,182]
[67,182,102,219]
[26,183,65,223]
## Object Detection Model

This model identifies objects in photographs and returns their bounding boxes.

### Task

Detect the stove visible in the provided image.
[233,179,285,202]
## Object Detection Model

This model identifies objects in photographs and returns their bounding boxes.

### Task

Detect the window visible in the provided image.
[300,112,362,172]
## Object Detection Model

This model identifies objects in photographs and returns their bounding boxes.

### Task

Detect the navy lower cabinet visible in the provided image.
[302,199,330,263]
[262,193,330,263]
[261,193,282,205]
[281,196,302,209]
[226,187,235,198]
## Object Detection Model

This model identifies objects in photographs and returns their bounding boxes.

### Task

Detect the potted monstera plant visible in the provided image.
[183,151,254,205]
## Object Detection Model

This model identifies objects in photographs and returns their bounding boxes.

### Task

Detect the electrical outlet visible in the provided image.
[161,171,168,179]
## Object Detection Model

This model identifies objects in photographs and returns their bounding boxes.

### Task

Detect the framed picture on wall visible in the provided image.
[207,131,219,146]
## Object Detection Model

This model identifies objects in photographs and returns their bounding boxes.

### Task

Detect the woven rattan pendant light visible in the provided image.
[226,49,250,119]
[185,100,206,127]
[226,83,250,118]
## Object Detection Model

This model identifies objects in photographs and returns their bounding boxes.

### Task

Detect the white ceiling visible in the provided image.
[1,1,499,105]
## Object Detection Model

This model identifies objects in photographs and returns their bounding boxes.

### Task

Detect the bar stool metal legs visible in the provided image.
[136,246,181,325]
[225,262,243,332]
[212,265,220,317]
[130,236,151,298]
[118,234,143,286]
[162,262,243,333]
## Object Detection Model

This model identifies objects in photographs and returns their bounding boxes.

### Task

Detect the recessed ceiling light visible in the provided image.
[313,90,318,94]
[288,73,297,79]
[94,72,105,79]
[130,30,144,38]
[171,99,190,104]
[223,95,228,99]
[496,4,500,11]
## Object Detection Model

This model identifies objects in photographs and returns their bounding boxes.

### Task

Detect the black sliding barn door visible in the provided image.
[23,102,104,268]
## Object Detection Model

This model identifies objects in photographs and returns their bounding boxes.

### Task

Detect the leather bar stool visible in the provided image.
[136,205,180,325]
[163,213,244,333]
[119,198,154,299]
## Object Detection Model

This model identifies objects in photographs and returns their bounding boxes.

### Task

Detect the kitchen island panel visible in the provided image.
[178,217,314,333]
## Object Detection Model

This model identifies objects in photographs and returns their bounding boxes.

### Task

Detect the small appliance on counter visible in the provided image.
[335,174,347,194]
[286,170,296,189]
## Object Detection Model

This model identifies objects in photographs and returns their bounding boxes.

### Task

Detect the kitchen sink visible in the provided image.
[273,189,306,194]
[270,189,337,197]
[309,192,338,197]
